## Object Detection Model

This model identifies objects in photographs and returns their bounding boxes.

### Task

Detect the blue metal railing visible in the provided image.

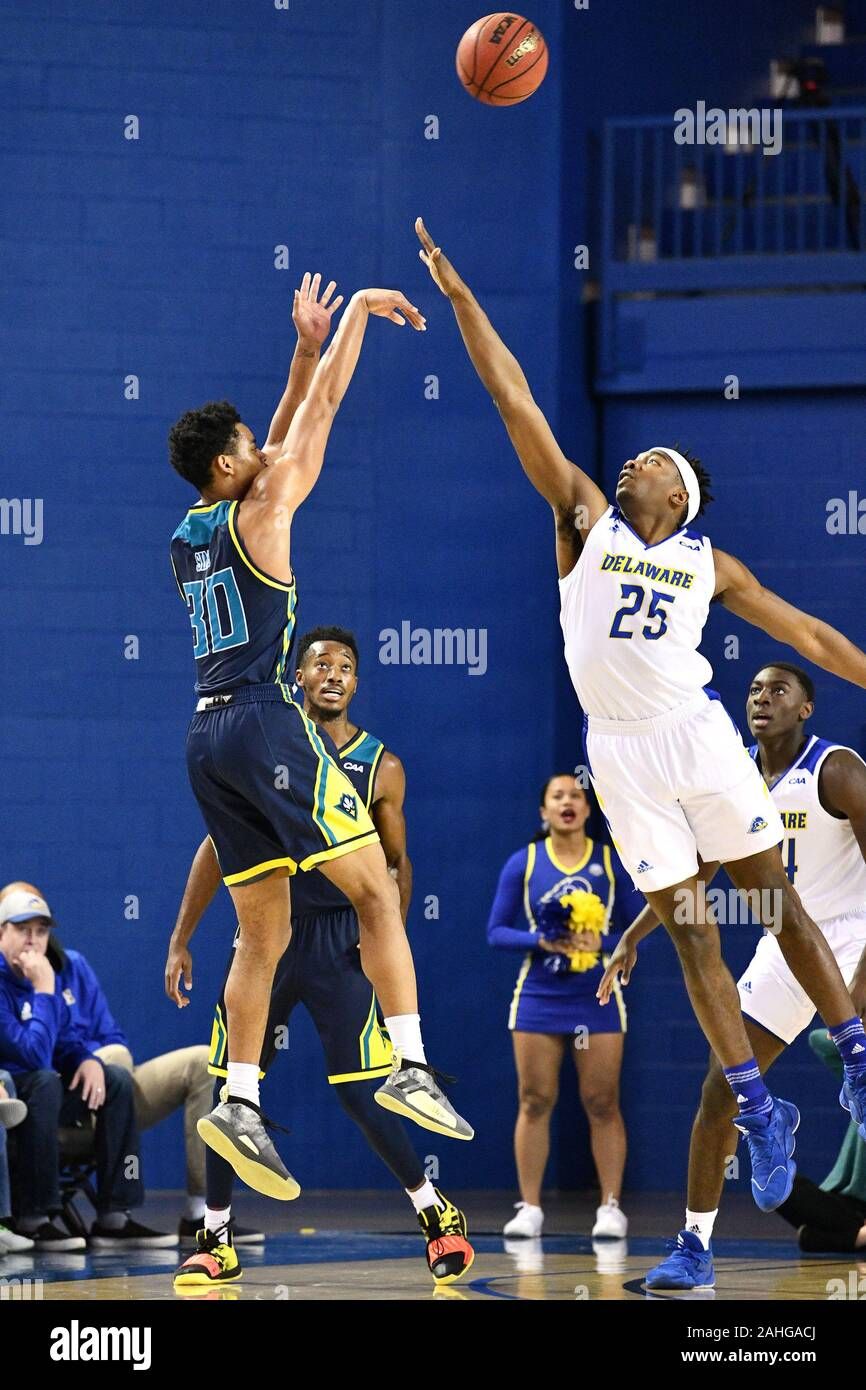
[598,106,866,383]
[601,107,866,266]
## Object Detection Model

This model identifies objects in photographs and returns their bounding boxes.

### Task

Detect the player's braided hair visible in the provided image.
[672,443,714,523]
[168,399,242,490]
[296,626,360,671]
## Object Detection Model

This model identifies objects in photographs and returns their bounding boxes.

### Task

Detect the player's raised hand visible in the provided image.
[362,289,426,329]
[415,218,463,299]
[292,271,345,348]
[596,933,638,1005]
[165,939,193,1009]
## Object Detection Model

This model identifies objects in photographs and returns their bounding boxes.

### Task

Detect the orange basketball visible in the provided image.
[456,13,548,106]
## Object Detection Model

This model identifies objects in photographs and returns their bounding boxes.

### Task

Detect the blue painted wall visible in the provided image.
[0,0,861,1209]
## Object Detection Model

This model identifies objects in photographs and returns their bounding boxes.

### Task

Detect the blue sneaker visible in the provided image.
[735,1097,799,1212]
[645,1231,715,1290]
[839,1068,866,1141]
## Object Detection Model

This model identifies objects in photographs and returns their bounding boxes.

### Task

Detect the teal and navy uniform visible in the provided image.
[170,499,378,885]
[487,836,644,1035]
[208,728,395,1085]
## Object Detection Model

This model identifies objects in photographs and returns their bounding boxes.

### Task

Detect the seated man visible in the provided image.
[0,887,173,1250]
[0,881,241,1245]
[0,1070,32,1253]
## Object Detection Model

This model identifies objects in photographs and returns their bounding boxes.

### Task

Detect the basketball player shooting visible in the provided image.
[415,217,866,1209]
[168,278,472,1202]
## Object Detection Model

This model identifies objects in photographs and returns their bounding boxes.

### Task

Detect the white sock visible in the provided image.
[685,1208,718,1250]
[406,1178,441,1215]
[227,1062,260,1106]
[384,1014,426,1065]
[184,1196,206,1222]
[205,1205,231,1234]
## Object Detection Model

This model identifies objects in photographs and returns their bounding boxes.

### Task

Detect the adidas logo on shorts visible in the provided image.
[635,860,652,874]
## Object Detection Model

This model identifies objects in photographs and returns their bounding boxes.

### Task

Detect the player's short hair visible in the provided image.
[670,443,714,523]
[296,626,360,671]
[754,661,815,704]
[168,400,242,490]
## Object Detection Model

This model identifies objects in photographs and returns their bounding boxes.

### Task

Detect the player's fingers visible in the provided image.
[309,271,322,301]
[183,966,193,990]
[415,216,435,251]
[388,311,407,325]
[299,271,311,298]
[320,279,337,307]
[328,293,344,314]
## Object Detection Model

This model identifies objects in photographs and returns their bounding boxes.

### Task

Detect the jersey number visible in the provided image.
[183,568,249,659]
[783,836,798,883]
[610,584,674,640]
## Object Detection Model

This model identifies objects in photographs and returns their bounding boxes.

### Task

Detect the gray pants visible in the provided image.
[95,1044,211,1197]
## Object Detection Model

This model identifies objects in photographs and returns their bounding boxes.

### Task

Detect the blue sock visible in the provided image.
[829,1017,866,1076]
[724,1057,773,1120]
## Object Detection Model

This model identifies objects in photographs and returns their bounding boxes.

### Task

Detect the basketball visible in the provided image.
[456,13,548,105]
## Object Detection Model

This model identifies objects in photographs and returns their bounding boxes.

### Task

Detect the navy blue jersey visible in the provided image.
[170,499,297,696]
[291,729,385,916]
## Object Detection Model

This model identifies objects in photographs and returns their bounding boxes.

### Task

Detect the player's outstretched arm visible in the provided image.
[164,836,223,1008]
[415,217,608,543]
[372,752,413,925]
[715,549,866,691]
[262,272,345,458]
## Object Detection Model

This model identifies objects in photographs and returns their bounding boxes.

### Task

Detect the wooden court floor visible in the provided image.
[2,1193,863,1301]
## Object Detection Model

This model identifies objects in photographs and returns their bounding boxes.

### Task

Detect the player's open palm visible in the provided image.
[363,289,426,329]
[415,217,462,298]
[292,271,344,347]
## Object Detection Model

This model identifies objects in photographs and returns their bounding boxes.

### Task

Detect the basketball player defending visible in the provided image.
[168,278,472,1200]
[598,663,866,1287]
[415,218,866,1206]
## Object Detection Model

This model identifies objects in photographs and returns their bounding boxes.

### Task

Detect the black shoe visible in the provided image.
[89,1217,178,1250]
[178,1216,265,1249]
[417,1190,475,1284]
[22,1220,86,1253]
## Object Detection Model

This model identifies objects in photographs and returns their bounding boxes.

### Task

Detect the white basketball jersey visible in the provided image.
[559,506,716,719]
[751,735,866,923]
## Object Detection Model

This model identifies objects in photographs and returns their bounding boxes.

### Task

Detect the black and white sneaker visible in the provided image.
[197,1098,300,1201]
[89,1217,178,1250]
[178,1216,265,1249]
[24,1220,86,1253]
[374,1052,474,1140]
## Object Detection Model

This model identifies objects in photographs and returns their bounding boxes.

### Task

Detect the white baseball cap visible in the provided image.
[0,890,54,928]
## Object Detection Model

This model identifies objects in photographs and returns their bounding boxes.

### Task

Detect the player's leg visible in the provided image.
[572,1032,627,1235]
[505,1030,565,1236]
[299,909,474,1284]
[319,844,473,1141]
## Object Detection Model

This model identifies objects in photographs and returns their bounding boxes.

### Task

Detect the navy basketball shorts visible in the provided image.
[208,908,394,1084]
[186,684,379,886]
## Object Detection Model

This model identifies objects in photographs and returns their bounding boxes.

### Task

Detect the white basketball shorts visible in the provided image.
[738,908,866,1045]
[584,693,783,893]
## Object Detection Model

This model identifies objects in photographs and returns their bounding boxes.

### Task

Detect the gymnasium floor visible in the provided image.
[3,1192,862,1301]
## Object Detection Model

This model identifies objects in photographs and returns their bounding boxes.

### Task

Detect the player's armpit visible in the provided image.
[714,548,866,690]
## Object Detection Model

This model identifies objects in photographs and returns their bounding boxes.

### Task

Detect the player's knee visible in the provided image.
[581,1088,619,1123]
[235,915,291,961]
[518,1088,557,1121]
[349,872,400,923]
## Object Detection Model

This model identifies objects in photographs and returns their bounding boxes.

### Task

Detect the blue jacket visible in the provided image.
[54,950,128,1055]
[0,953,97,1079]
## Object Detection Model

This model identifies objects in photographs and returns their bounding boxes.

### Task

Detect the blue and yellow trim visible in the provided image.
[328,992,394,1084]
[508,842,537,1030]
[227,500,295,593]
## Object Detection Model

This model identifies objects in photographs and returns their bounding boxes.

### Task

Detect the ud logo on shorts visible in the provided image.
[748,816,768,833]
[337,792,358,820]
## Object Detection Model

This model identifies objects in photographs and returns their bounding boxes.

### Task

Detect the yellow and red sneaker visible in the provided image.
[418,1190,475,1285]
[173,1222,242,1289]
